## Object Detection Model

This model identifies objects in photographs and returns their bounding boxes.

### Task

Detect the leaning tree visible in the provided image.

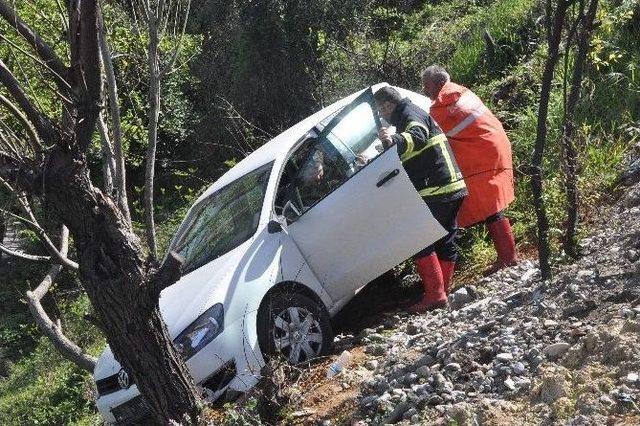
[0,0,200,422]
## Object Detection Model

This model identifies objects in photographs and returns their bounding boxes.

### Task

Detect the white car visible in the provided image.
[93,84,447,424]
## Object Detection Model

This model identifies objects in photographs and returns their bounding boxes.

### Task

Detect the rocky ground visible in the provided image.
[214,147,640,425]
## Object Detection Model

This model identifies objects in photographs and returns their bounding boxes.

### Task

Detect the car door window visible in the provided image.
[275,95,384,222]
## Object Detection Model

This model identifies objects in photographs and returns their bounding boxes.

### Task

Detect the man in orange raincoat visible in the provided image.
[421,65,517,275]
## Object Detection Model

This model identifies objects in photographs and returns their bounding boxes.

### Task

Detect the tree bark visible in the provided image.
[561,0,599,257]
[44,147,200,423]
[532,0,570,280]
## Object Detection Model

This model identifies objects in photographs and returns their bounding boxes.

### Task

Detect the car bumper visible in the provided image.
[96,313,264,424]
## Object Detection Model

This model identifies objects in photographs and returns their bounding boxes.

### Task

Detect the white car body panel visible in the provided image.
[287,146,446,303]
[94,84,444,423]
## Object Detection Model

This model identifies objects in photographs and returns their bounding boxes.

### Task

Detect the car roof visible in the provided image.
[195,83,394,203]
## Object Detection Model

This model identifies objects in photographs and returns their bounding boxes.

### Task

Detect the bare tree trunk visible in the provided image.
[532,0,570,280]
[0,0,201,422]
[98,17,131,226]
[44,149,201,423]
[144,10,161,260]
[561,0,599,257]
[26,225,97,372]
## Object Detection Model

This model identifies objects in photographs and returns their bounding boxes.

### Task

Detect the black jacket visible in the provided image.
[389,98,467,203]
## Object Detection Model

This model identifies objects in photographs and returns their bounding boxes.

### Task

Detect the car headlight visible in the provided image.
[173,303,224,360]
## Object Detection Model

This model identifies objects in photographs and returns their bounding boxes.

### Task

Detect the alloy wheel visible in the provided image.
[272,306,323,364]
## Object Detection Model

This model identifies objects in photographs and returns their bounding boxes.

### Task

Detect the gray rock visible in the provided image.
[599,395,614,406]
[496,352,513,362]
[504,377,516,391]
[414,354,436,368]
[543,342,571,359]
[536,373,567,403]
[444,362,461,372]
[427,394,444,405]
[415,365,430,378]
[403,407,418,420]
[404,373,418,385]
[521,268,539,282]
[374,378,391,394]
[365,344,386,356]
[625,372,639,384]
[406,323,420,335]
[621,158,640,185]
[512,362,526,375]
[450,287,473,309]
[360,395,377,407]
[365,360,379,371]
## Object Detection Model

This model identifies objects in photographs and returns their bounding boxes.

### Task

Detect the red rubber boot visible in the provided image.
[483,217,518,276]
[408,253,448,313]
[439,259,456,295]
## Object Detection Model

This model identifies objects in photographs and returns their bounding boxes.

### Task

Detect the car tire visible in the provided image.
[258,291,333,365]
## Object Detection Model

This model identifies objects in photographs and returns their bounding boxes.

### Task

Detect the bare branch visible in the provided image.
[0,206,38,228]
[0,58,58,143]
[54,0,69,33]
[0,243,51,261]
[98,13,131,225]
[0,94,41,154]
[0,0,69,89]
[26,226,97,372]
[97,112,116,194]
[0,177,79,269]
[0,126,26,160]
[159,0,191,78]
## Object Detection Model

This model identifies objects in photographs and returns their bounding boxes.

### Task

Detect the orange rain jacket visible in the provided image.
[429,82,515,227]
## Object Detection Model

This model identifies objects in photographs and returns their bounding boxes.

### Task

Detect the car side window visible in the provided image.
[275,100,383,222]
[275,137,348,221]
[324,101,384,171]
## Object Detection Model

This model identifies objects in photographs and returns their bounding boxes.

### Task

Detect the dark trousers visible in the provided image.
[414,198,464,261]
[466,210,505,228]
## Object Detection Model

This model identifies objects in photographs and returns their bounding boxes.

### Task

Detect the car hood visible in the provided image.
[93,242,246,380]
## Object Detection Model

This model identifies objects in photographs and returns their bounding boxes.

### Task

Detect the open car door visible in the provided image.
[277,87,447,304]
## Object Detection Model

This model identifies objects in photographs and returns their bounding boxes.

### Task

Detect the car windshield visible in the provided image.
[172,162,273,273]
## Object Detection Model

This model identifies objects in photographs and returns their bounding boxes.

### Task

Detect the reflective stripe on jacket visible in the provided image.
[389,98,467,203]
[429,82,515,227]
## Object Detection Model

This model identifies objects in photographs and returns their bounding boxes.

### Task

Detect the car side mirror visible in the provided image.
[267,220,283,234]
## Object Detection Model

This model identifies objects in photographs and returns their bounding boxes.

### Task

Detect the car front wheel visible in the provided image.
[258,292,333,365]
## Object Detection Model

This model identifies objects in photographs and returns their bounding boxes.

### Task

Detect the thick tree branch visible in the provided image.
[0,0,69,88]
[70,0,102,152]
[98,15,131,225]
[147,251,184,299]
[0,58,57,144]
[26,226,97,372]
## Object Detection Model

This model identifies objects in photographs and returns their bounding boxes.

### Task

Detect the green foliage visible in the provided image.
[0,336,100,425]
[0,262,103,425]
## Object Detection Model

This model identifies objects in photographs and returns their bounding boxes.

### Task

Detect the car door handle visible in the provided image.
[376,169,400,187]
